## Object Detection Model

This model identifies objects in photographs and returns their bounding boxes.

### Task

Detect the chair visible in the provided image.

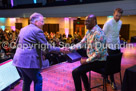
[89,53,123,91]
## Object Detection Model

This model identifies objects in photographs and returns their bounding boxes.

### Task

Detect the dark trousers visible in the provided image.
[17,67,42,91]
[107,48,121,82]
[72,61,106,91]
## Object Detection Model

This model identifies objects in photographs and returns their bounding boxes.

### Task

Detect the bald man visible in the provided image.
[69,15,107,91]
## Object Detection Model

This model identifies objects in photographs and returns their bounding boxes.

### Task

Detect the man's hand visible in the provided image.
[60,47,70,54]
[80,57,87,65]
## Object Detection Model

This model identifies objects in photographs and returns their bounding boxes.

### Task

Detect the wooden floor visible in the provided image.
[10,43,136,91]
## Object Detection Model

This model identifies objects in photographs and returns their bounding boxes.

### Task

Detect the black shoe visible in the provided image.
[84,86,91,91]
[111,82,117,90]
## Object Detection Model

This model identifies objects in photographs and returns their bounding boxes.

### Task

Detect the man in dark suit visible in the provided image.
[12,12,68,91]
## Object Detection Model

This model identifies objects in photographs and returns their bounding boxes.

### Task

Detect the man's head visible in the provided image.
[30,12,44,29]
[85,14,97,30]
[113,8,123,22]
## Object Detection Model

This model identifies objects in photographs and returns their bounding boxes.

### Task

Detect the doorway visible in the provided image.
[74,19,85,38]
[75,24,85,37]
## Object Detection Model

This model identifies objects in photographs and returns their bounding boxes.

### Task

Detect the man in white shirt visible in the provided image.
[103,8,123,90]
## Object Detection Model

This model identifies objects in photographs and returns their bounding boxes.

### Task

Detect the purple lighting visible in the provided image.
[11,26,16,31]
[64,17,69,38]
[65,28,69,38]
[11,0,14,7]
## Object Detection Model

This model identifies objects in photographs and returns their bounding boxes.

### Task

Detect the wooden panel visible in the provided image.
[43,24,49,32]
[15,23,22,30]
[120,24,130,41]
[43,24,59,33]
[48,24,59,33]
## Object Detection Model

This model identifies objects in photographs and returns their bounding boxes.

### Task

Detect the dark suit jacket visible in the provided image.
[13,24,60,69]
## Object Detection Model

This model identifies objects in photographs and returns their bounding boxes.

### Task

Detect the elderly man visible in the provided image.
[12,12,68,91]
[103,8,123,90]
[69,14,107,91]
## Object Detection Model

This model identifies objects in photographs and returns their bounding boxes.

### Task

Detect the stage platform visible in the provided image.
[10,44,136,91]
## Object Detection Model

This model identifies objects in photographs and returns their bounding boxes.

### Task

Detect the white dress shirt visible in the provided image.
[103,18,122,50]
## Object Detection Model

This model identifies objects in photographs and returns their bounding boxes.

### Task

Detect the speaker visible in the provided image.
[66,51,82,63]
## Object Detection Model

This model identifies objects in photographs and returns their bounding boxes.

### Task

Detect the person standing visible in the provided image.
[12,12,68,91]
[69,14,107,91]
[103,8,123,90]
